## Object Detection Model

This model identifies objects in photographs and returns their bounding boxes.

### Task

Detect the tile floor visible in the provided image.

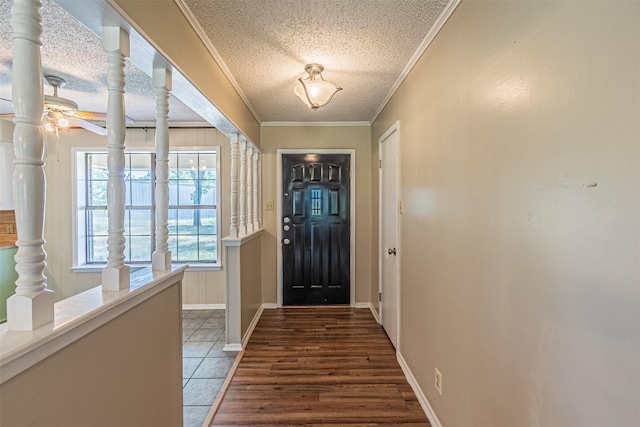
[182,309,238,427]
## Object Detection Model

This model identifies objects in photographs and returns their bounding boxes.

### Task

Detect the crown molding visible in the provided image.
[370,0,461,123]
[261,121,370,127]
[174,0,460,127]
[124,121,214,128]
[173,0,262,124]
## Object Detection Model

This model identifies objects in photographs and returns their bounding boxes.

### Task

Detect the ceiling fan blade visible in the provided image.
[67,110,107,121]
[66,110,135,125]
[68,118,107,136]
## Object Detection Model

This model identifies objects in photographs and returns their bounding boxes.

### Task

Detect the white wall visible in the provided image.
[43,127,230,305]
[372,1,640,426]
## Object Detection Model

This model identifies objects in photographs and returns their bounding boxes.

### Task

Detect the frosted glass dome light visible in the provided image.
[294,63,342,110]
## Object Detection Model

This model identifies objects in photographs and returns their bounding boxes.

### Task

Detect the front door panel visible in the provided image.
[282,153,350,305]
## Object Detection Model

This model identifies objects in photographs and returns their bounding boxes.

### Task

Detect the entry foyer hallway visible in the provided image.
[209,307,429,426]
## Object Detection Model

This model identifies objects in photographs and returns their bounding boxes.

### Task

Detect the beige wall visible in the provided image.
[112,0,261,146]
[260,125,373,305]
[370,127,380,314]
[0,283,183,426]
[0,120,13,141]
[240,235,262,338]
[44,127,229,305]
[372,1,640,426]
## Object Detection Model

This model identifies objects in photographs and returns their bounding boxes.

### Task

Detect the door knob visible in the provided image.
[388,248,396,255]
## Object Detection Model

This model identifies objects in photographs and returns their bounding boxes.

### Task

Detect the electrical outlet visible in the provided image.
[6,223,14,234]
[434,367,443,395]
[265,201,274,210]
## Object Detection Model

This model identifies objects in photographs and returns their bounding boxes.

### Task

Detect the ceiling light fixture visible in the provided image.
[43,111,69,133]
[294,63,342,110]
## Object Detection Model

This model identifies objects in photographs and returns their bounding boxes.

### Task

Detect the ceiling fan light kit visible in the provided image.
[294,63,342,110]
[43,75,77,110]
[0,75,109,136]
[42,75,107,135]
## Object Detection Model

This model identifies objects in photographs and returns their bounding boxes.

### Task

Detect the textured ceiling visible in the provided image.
[0,0,451,126]
[0,0,204,125]
[182,0,450,122]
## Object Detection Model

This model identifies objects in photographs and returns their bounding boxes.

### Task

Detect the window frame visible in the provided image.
[71,146,222,272]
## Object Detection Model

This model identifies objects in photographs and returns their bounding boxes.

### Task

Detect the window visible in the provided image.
[311,188,322,215]
[75,148,219,268]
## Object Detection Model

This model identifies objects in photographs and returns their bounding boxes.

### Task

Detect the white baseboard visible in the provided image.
[182,304,226,310]
[223,343,242,352]
[369,305,380,324]
[262,303,278,309]
[355,302,381,323]
[241,304,264,349]
[396,351,442,427]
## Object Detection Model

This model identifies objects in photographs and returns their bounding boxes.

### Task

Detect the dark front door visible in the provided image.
[282,153,350,305]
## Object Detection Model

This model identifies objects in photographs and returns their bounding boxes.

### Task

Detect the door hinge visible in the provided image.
[378,292,382,302]
[379,159,382,169]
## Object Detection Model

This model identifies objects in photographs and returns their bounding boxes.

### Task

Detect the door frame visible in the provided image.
[378,121,401,349]
[276,149,356,307]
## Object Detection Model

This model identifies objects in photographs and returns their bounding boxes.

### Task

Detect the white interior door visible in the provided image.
[380,127,399,349]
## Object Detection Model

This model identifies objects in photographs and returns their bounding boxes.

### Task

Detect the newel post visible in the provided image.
[6,0,55,330]
[101,26,130,291]
[229,134,239,238]
[246,145,254,233]
[238,140,247,236]
[252,150,260,230]
[152,66,172,271]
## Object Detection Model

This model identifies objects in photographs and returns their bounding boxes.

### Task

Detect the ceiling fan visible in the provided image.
[0,75,133,136]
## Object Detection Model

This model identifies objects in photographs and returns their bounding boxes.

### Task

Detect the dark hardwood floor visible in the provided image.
[210,307,430,426]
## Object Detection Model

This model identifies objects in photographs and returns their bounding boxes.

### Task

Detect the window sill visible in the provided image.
[185,263,223,272]
[70,263,222,273]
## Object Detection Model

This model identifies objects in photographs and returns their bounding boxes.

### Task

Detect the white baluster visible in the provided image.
[252,151,260,230]
[239,140,247,236]
[246,146,254,233]
[101,27,130,291]
[229,134,239,238]
[152,67,171,270]
[6,0,55,330]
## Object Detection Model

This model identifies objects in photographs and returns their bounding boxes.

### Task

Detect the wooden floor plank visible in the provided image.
[210,307,430,426]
